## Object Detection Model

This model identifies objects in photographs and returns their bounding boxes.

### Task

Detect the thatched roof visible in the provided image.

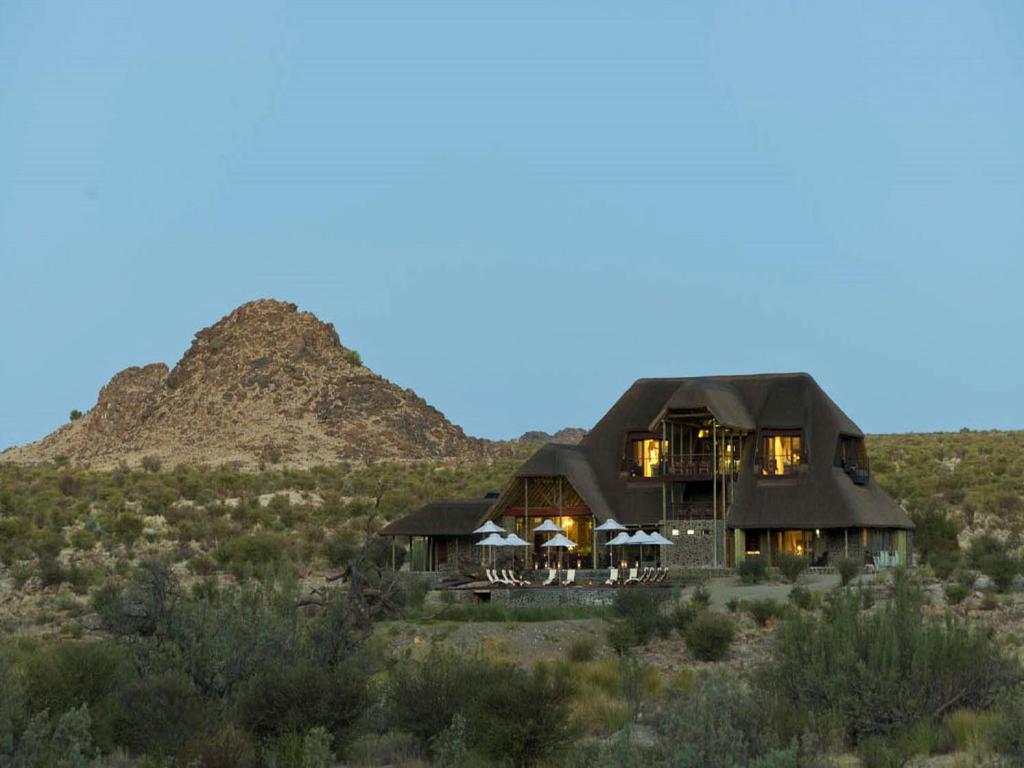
[379,500,492,536]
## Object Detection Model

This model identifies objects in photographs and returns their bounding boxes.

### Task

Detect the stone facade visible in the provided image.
[659,519,725,568]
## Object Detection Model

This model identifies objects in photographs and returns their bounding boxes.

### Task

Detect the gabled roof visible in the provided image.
[379,500,492,536]
[506,443,616,522]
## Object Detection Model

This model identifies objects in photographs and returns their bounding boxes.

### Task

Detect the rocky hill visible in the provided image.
[518,428,587,445]
[1,300,507,469]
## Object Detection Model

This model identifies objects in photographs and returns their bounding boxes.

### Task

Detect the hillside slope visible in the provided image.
[1,300,503,469]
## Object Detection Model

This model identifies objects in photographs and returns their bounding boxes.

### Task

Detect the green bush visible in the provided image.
[669,601,697,634]
[777,553,809,583]
[612,589,666,644]
[837,557,861,586]
[788,585,813,611]
[911,509,960,578]
[738,556,768,585]
[109,673,205,756]
[237,661,367,743]
[684,611,736,662]
[691,584,711,608]
[606,621,640,656]
[943,581,969,605]
[22,641,132,719]
[658,674,771,766]
[755,571,1020,746]
[989,686,1024,760]
[746,598,783,627]
[567,637,596,663]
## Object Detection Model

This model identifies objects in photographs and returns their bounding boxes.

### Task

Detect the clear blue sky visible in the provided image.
[2,1,1022,450]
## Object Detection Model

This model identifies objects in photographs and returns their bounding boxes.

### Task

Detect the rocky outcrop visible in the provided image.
[2,300,506,469]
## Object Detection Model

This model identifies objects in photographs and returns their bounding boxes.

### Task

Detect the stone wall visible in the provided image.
[493,586,622,608]
[659,519,725,568]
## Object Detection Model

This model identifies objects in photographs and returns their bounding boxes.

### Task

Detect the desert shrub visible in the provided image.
[188,554,218,576]
[140,455,162,473]
[738,556,768,584]
[345,731,421,767]
[777,553,809,583]
[612,588,666,644]
[943,581,969,605]
[237,660,368,743]
[322,536,356,568]
[386,649,497,744]
[567,637,596,663]
[471,662,577,767]
[216,532,291,576]
[181,726,257,768]
[684,611,735,662]
[69,409,83,421]
[343,349,362,367]
[22,641,132,718]
[945,708,995,752]
[746,598,783,627]
[69,528,96,551]
[966,536,1024,593]
[837,557,861,585]
[606,621,640,655]
[658,674,771,767]
[755,571,1020,746]
[788,585,813,610]
[726,596,740,613]
[981,592,1000,611]
[393,574,429,610]
[988,685,1024,760]
[911,509,961,577]
[691,584,711,608]
[669,601,697,634]
[109,673,205,756]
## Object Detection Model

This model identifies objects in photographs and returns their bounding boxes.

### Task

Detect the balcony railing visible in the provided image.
[667,501,714,520]
[627,453,741,480]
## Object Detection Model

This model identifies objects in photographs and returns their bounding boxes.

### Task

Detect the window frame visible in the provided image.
[757,429,804,478]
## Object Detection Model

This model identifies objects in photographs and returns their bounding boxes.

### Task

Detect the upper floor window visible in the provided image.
[836,435,869,484]
[760,431,802,477]
[625,434,665,478]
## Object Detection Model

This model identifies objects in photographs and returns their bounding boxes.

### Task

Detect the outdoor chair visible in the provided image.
[510,569,530,586]
[654,568,668,583]
[604,567,619,586]
[564,569,576,586]
[624,567,640,585]
[485,569,498,585]
[542,569,558,586]
[499,569,517,585]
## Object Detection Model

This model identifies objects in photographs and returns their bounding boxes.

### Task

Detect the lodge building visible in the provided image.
[380,373,913,572]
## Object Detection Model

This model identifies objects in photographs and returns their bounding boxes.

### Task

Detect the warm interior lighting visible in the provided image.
[632,439,666,477]
[698,429,707,438]
[686,529,695,535]
[671,528,680,537]
[762,433,802,476]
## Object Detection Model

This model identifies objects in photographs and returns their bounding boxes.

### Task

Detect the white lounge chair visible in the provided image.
[500,569,519,586]
[624,567,640,585]
[604,567,619,586]
[564,569,576,586]
[542,569,558,586]
[654,567,668,583]
[485,569,499,584]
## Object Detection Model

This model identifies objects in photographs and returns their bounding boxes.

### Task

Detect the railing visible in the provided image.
[667,502,714,520]
[759,460,800,478]
[661,453,713,478]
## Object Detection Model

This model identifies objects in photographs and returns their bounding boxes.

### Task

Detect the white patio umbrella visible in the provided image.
[541,533,577,570]
[595,519,626,567]
[473,520,506,535]
[647,531,674,568]
[533,519,565,568]
[476,532,507,568]
[606,530,632,570]
[628,530,656,567]
[504,533,530,570]
[533,519,564,533]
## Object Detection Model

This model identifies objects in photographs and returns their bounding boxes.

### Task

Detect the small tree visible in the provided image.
[69,409,83,422]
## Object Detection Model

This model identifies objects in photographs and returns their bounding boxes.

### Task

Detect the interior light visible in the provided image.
[671,528,680,537]
[686,529,695,536]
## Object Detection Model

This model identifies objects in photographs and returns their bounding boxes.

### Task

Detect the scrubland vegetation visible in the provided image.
[0,430,1022,765]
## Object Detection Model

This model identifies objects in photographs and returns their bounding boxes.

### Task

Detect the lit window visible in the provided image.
[760,432,802,477]
[630,438,665,478]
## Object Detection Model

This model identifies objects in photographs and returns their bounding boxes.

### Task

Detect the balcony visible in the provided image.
[667,501,715,520]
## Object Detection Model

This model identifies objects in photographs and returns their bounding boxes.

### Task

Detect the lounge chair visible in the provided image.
[564,569,576,586]
[542,569,558,586]
[485,569,499,585]
[640,567,653,583]
[604,567,619,586]
[654,567,667,583]
[624,567,640,585]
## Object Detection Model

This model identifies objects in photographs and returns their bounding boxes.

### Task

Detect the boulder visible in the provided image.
[973,575,996,592]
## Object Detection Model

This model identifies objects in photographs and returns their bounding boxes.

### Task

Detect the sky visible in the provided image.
[1,1,1023,450]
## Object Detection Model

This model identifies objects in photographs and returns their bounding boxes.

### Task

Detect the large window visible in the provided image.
[760,431,802,477]
[630,438,664,478]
